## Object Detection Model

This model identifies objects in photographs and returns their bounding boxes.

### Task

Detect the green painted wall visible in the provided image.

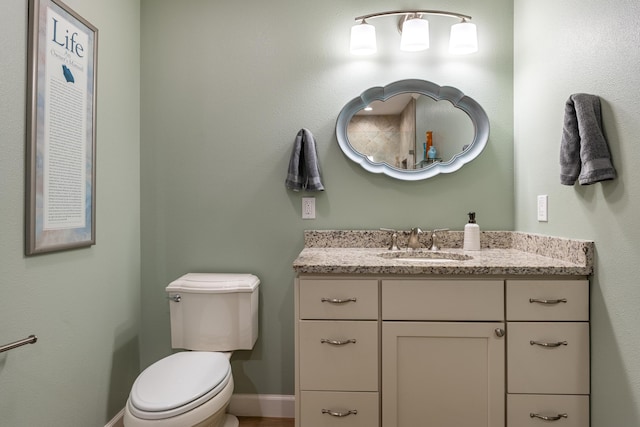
[140,0,514,396]
[514,1,640,425]
[0,0,140,425]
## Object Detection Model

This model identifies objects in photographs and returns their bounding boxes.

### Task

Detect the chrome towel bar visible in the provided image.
[0,335,38,354]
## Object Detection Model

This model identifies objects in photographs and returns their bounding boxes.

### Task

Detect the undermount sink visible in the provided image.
[378,251,474,263]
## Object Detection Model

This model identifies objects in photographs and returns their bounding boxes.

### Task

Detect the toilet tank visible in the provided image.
[166,273,260,351]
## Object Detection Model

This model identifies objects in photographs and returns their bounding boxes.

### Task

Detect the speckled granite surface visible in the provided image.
[293,230,593,276]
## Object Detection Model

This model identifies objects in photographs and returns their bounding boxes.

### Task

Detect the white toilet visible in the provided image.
[124,273,260,427]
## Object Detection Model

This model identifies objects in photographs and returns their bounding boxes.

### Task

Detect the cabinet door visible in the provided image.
[300,321,379,391]
[507,394,589,427]
[299,279,378,320]
[382,322,505,427]
[506,279,589,321]
[300,391,379,427]
[382,280,504,321]
[507,322,590,394]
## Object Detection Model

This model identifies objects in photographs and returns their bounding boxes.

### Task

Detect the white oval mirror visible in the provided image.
[336,79,490,180]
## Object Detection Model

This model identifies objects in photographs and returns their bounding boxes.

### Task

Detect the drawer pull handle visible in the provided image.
[530,412,568,421]
[530,340,568,348]
[529,298,567,305]
[322,409,358,417]
[321,297,357,304]
[320,338,357,346]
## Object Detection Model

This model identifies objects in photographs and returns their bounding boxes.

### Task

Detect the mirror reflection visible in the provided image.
[335,79,490,181]
[347,93,474,170]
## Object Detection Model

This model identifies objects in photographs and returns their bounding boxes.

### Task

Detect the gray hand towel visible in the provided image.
[285,128,325,191]
[560,93,616,185]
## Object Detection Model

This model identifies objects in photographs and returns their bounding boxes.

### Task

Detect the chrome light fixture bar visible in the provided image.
[350,10,478,55]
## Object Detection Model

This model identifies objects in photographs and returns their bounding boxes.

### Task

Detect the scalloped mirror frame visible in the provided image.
[336,79,490,181]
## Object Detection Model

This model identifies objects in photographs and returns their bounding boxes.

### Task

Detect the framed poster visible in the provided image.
[26,0,98,255]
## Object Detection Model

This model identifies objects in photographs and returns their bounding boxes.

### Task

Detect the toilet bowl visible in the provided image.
[123,352,237,427]
[123,273,260,427]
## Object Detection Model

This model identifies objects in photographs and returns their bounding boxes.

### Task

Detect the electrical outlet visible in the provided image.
[302,197,315,219]
[537,195,548,222]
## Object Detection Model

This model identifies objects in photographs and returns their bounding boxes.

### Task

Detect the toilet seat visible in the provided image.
[128,351,231,420]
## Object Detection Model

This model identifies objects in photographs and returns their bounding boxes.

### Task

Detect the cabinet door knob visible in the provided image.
[321,297,357,304]
[320,338,357,346]
[322,409,358,417]
[530,412,568,421]
[495,328,505,337]
[530,340,568,348]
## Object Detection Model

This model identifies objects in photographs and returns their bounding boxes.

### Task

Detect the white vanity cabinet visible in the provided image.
[295,276,590,427]
[506,279,590,426]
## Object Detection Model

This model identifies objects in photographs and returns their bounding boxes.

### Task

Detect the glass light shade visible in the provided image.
[350,22,377,55]
[400,18,429,52]
[449,21,478,54]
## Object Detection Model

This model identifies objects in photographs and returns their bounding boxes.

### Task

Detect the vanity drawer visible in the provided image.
[299,279,378,320]
[299,321,378,391]
[382,279,504,320]
[507,279,589,321]
[508,322,590,394]
[300,391,379,427]
[507,394,589,427]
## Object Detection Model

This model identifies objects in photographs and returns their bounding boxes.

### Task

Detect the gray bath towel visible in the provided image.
[285,128,325,191]
[560,93,616,185]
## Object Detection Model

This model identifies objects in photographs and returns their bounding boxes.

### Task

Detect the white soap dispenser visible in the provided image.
[463,212,481,251]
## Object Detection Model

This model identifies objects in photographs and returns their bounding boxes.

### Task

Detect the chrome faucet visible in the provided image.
[430,228,450,251]
[407,227,423,250]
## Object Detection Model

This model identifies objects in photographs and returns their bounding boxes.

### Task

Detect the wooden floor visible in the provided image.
[237,417,294,427]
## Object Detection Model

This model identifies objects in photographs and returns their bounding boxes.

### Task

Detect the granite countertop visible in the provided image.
[293,230,594,276]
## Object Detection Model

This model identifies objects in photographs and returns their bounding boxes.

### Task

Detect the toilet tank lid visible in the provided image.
[166,273,260,293]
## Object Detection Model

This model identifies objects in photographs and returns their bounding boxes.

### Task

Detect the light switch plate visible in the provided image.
[537,195,548,222]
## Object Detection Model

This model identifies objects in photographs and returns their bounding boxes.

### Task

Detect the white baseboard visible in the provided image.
[228,394,295,418]
[105,408,124,427]
[108,394,295,426]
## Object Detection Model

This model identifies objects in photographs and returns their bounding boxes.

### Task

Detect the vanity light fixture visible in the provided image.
[350,10,478,55]
[350,20,377,55]
[400,15,430,52]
